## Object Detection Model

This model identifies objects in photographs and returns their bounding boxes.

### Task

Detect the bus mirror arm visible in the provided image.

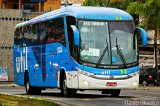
[71,25,80,46]
[136,27,148,46]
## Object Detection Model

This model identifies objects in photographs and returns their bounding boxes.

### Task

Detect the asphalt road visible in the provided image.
[0,86,160,106]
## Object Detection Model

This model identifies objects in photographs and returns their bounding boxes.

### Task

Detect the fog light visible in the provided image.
[132,81,138,88]
[83,80,90,86]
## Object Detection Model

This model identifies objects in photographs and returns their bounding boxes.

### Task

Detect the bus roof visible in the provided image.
[16,6,133,28]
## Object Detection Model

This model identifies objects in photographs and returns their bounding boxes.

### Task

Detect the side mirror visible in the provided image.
[136,27,148,46]
[71,25,80,46]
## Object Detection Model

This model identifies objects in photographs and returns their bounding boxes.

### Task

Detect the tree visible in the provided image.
[82,0,110,7]
[109,0,133,10]
[82,0,133,9]
[127,0,160,29]
[127,0,160,85]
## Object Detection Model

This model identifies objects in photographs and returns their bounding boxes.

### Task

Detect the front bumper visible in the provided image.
[78,72,139,89]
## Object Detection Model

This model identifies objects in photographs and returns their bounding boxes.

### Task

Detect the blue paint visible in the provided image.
[13,48,25,85]
[82,65,139,76]
[71,25,80,46]
[136,27,148,46]
[42,45,46,82]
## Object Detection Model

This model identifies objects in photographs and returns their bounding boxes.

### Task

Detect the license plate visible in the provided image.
[106,82,117,86]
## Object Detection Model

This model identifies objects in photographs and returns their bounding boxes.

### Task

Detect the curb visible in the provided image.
[0,83,20,87]
[134,86,160,90]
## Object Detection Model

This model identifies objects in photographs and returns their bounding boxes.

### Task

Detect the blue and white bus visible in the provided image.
[13,7,148,96]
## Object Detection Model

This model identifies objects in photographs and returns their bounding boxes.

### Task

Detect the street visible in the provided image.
[0,86,160,106]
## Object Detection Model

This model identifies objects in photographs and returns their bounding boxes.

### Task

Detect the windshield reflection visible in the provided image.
[109,22,137,65]
[78,20,137,66]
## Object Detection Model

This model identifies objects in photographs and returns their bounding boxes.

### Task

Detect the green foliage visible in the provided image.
[0,94,58,106]
[82,0,109,7]
[127,1,143,15]
[143,0,160,30]
[109,0,133,10]
[127,0,160,30]
[82,0,133,9]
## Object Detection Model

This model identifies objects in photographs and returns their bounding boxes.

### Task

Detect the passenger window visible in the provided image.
[45,18,65,46]
[23,27,29,47]
[39,22,46,44]
[30,24,39,46]
[14,29,19,47]
[14,18,65,47]
[14,28,23,47]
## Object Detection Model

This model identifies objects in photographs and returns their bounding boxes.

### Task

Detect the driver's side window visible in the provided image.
[66,16,77,59]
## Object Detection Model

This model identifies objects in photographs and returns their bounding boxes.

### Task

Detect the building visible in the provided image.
[0,0,60,81]
[0,0,60,17]
[61,0,84,3]
[60,0,84,7]
[70,0,85,3]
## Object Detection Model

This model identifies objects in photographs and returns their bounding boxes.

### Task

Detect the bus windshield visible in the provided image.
[79,20,137,66]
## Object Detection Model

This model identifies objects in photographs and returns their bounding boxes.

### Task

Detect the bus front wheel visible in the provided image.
[61,74,74,96]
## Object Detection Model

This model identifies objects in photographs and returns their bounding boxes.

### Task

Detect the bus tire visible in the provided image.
[25,73,41,95]
[25,73,33,94]
[111,89,120,97]
[61,74,71,96]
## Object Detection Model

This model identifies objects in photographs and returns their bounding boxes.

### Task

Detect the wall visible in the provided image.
[0,0,61,81]
[0,9,22,81]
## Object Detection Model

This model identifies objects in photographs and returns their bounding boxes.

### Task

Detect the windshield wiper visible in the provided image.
[96,39,109,67]
[116,38,126,67]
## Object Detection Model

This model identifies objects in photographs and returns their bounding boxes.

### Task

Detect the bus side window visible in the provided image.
[22,27,28,47]
[23,24,39,46]
[55,18,65,46]
[39,22,46,44]
[23,26,31,46]
[14,29,20,48]
[31,24,39,46]
[45,17,65,46]
[45,21,55,43]
[14,28,23,48]
[21,27,25,47]
[66,16,76,58]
